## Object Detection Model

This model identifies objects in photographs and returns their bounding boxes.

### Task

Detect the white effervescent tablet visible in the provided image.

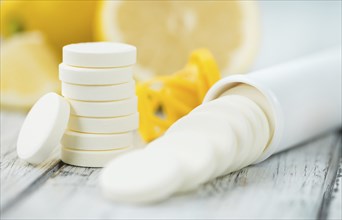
[99,150,184,203]
[61,146,132,167]
[208,95,268,169]
[61,81,135,101]
[17,93,70,164]
[59,63,133,85]
[62,130,133,151]
[226,95,270,167]
[166,113,237,179]
[191,96,254,173]
[67,96,137,117]
[147,132,218,192]
[63,42,136,68]
[68,113,139,134]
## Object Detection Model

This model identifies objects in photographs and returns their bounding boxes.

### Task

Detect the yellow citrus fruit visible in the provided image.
[0,32,60,109]
[0,1,97,58]
[95,1,260,80]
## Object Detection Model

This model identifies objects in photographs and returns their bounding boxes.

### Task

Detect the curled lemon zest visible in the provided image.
[137,49,221,142]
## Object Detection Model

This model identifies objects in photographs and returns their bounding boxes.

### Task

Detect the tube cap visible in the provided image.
[17,93,70,164]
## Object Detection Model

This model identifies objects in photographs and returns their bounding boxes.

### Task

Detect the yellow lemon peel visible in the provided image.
[137,49,221,142]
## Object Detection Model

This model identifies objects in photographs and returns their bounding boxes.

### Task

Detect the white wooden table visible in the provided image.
[1,111,341,219]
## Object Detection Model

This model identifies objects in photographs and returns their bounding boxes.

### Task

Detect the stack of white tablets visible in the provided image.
[59,42,138,167]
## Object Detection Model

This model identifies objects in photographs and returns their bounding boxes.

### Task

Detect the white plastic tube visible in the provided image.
[204,47,342,163]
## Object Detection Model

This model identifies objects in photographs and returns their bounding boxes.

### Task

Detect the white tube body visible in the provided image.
[204,48,342,163]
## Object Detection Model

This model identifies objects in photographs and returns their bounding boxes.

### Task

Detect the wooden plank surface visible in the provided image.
[0,111,62,212]
[1,111,341,219]
[328,158,342,220]
[327,156,342,220]
[324,136,342,220]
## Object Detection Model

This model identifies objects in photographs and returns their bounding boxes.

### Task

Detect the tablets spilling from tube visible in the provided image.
[99,47,341,204]
[100,94,270,203]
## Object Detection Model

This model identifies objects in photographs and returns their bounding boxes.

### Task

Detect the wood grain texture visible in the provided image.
[1,110,340,220]
[325,136,342,220]
[0,111,61,212]
[327,157,342,220]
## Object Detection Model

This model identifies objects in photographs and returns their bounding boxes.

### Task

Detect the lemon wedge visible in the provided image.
[0,32,59,109]
[96,1,260,80]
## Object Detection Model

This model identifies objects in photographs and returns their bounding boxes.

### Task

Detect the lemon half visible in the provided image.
[0,32,59,109]
[1,1,97,58]
[96,1,260,80]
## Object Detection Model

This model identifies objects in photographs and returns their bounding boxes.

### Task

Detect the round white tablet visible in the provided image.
[59,63,133,85]
[99,150,184,203]
[166,113,237,178]
[67,96,137,118]
[61,146,132,167]
[227,95,270,167]
[208,95,268,169]
[63,42,136,68]
[147,132,218,192]
[191,96,255,173]
[62,130,133,151]
[61,81,135,101]
[17,93,70,164]
[68,113,139,134]
[196,96,258,170]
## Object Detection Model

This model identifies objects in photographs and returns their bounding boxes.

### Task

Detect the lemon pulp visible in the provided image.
[96,1,259,80]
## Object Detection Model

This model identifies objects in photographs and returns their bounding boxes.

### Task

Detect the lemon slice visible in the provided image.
[96,1,260,80]
[0,32,60,109]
